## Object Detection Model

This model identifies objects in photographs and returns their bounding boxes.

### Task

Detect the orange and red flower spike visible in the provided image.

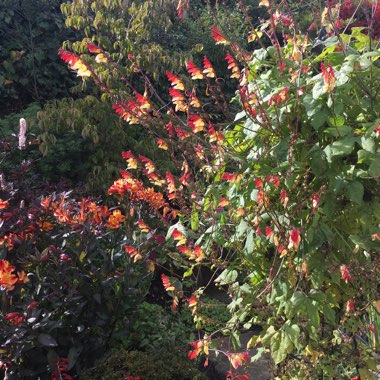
[188,115,205,133]
[166,71,185,90]
[124,245,143,262]
[122,151,138,170]
[156,138,168,150]
[225,52,240,79]
[186,61,204,80]
[172,228,187,246]
[161,274,175,291]
[86,43,102,53]
[203,56,216,78]
[211,26,230,45]
[321,62,336,93]
[137,219,151,233]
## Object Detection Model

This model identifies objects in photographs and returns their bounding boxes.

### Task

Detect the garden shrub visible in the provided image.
[121,302,194,350]
[80,348,207,380]
[0,186,152,378]
[2,1,380,379]
[57,1,380,378]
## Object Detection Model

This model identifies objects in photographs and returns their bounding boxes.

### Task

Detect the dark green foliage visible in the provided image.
[195,296,231,333]
[119,302,194,350]
[0,102,41,136]
[80,348,207,380]
[0,0,77,115]
[35,95,175,194]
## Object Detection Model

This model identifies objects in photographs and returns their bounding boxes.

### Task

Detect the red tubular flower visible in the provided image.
[86,42,102,53]
[156,138,168,150]
[188,340,209,360]
[203,56,216,78]
[186,61,204,80]
[0,199,9,209]
[255,178,263,188]
[265,226,274,240]
[5,312,24,326]
[340,264,353,283]
[222,173,238,182]
[161,274,175,291]
[169,88,188,112]
[139,155,156,173]
[134,92,151,111]
[188,115,205,132]
[172,228,187,246]
[312,193,320,209]
[211,26,230,45]
[124,245,143,262]
[166,71,185,90]
[288,229,301,250]
[58,48,79,67]
[166,172,176,194]
[165,122,175,136]
[122,151,138,170]
[280,189,288,207]
[346,299,355,313]
[321,62,336,93]
[226,352,249,369]
[137,219,150,233]
[225,52,240,78]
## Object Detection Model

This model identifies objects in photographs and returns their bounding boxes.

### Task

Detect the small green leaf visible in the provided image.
[346,181,364,204]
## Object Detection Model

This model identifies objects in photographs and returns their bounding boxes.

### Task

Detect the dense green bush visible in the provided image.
[81,349,207,380]
[0,0,76,115]
[62,1,380,377]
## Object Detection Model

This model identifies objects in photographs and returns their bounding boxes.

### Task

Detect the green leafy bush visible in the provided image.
[61,2,380,378]
[80,348,207,380]
[120,302,194,350]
